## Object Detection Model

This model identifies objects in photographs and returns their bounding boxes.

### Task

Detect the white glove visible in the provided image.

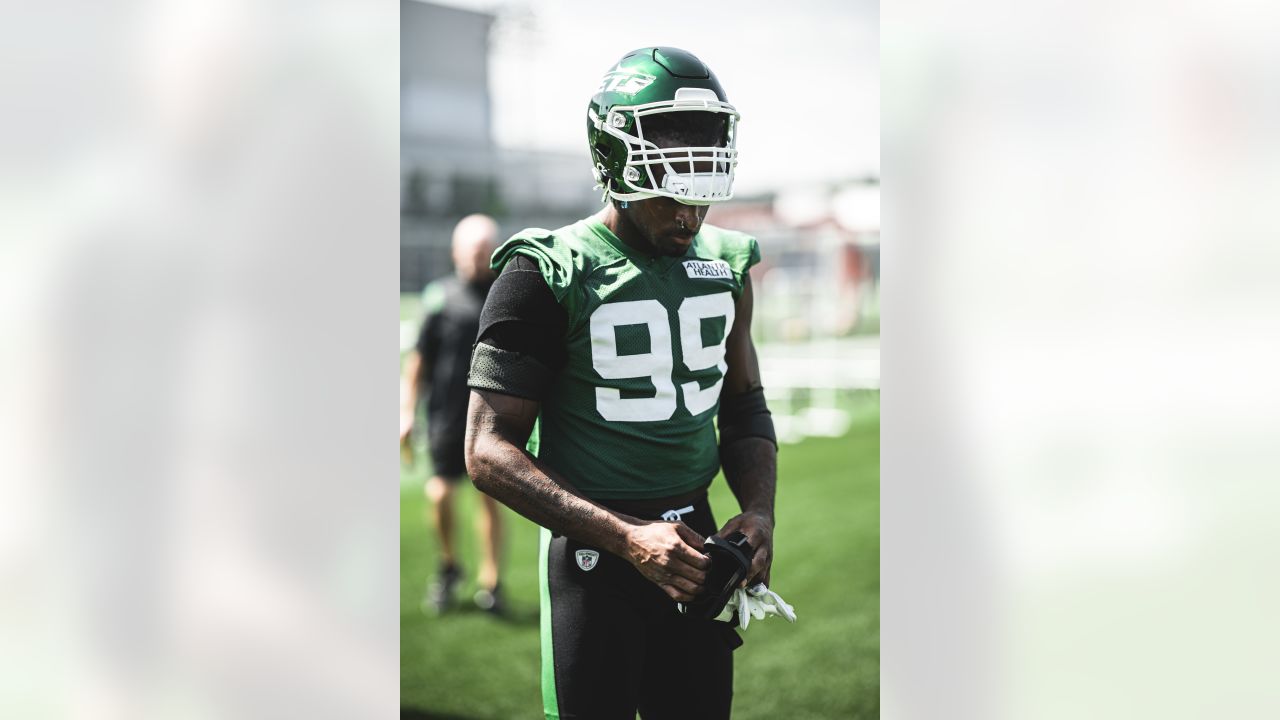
[746,583,797,623]
[713,583,797,629]
[712,590,742,624]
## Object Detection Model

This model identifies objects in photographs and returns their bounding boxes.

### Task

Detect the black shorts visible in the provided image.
[427,434,467,479]
[539,493,742,719]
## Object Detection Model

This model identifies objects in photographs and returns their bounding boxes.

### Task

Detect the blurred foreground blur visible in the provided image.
[884,1,1280,718]
[1,2,398,717]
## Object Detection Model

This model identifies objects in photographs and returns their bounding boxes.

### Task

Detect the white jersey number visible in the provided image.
[589,292,735,422]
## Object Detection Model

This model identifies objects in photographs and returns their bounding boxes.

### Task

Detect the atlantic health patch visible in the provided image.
[682,259,733,280]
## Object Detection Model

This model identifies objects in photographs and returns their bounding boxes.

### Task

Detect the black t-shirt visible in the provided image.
[416,275,493,441]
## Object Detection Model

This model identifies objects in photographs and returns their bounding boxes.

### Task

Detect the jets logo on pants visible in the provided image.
[575,549,600,572]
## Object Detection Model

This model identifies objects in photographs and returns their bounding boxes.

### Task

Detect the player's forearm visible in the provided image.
[467,434,639,557]
[400,383,418,414]
[721,437,777,521]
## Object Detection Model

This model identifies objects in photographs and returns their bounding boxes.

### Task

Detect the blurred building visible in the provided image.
[400,0,598,292]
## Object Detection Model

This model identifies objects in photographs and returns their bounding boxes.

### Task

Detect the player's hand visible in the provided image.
[624,521,711,603]
[717,510,774,588]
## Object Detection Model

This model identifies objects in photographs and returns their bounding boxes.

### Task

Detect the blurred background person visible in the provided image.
[400,213,506,614]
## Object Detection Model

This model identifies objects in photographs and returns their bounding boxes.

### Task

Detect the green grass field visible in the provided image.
[400,399,879,719]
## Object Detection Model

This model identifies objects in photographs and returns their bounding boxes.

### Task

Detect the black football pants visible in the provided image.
[538,495,743,719]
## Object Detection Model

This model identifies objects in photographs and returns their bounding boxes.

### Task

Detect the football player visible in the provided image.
[465,48,777,719]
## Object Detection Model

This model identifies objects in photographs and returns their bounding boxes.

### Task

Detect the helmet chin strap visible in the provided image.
[606,185,714,206]
[598,174,718,207]
[607,185,661,204]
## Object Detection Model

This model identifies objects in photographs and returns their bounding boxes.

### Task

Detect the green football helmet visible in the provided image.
[587,47,740,205]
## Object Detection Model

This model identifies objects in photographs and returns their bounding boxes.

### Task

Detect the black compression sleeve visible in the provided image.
[718,386,778,448]
[475,255,568,370]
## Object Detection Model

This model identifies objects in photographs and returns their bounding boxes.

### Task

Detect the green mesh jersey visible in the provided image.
[493,216,761,500]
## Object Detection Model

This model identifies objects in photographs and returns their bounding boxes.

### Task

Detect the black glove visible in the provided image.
[678,532,754,619]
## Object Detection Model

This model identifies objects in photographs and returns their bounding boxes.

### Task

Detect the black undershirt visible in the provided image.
[475,254,569,373]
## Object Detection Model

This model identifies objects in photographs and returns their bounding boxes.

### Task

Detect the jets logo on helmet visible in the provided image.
[597,69,656,96]
[587,47,740,206]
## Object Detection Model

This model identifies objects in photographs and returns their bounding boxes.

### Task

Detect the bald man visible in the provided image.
[400,214,506,614]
